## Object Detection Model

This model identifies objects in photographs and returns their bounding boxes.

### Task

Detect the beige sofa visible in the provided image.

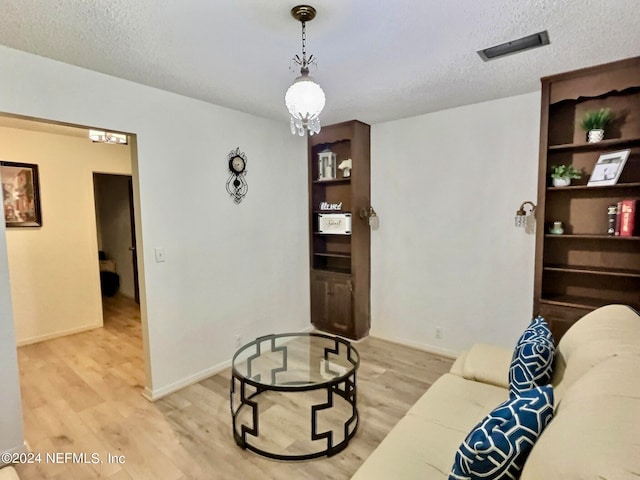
[351,304,640,479]
[0,467,19,480]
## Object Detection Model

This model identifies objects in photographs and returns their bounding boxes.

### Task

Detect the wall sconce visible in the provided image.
[360,206,379,229]
[89,129,128,144]
[515,201,536,227]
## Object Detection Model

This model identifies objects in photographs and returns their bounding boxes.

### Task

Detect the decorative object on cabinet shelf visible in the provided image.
[226,147,248,204]
[515,201,536,227]
[607,204,618,235]
[318,213,352,234]
[550,165,582,187]
[0,161,43,227]
[619,199,638,237]
[285,5,325,136]
[338,159,352,178]
[580,108,613,143]
[549,221,564,235]
[359,206,379,229]
[319,201,342,211]
[587,149,630,186]
[318,148,337,180]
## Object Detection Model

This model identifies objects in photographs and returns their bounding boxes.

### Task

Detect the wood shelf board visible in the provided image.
[547,182,640,192]
[544,234,640,240]
[313,252,351,259]
[548,136,640,152]
[312,178,351,185]
[313,232,352,237]
[311,266,351,276]
[539,296,605,309]
[543,264,640,278]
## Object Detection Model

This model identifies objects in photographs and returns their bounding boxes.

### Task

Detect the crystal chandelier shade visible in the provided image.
[285,5,325,136]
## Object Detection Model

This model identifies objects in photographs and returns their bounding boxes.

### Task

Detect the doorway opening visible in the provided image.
[93,173,140,304]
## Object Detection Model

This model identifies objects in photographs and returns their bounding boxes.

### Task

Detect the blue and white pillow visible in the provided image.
[515,316,554,348]
[449,385,554,480]
[509,316,555,397]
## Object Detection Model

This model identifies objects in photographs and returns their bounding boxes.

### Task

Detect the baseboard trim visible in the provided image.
[142,359,232,401]
[143,324,317,401]
[370,334,460,359]
[16,323,102,346]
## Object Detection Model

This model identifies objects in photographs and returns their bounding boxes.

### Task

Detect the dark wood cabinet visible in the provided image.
[308,120,371,340]
[534,56,640,341]
[310,271,353,335]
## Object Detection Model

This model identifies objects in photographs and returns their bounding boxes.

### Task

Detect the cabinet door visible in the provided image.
[310,275,331,329]
[310,273,353,336]
[329,279,352,335]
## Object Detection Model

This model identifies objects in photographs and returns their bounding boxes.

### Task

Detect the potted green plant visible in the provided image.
[551,165,582,187]
[580,108,613,143]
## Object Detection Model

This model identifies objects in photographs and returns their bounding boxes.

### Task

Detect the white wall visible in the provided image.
[0,127,132,345]
[0,41,309,456]
[0,219,24,456]
[371,92,540,355]
[95,174,136,299]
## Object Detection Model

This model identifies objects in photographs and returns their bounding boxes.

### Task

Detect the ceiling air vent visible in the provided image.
[478,30,550,61]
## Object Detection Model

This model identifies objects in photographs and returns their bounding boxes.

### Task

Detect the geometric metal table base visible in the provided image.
[230,333,359,461]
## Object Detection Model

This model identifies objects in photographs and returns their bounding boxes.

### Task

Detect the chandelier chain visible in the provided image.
[301,21,306,63]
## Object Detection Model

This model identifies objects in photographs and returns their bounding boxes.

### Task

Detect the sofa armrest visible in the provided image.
[451,343,512,389]
[0,466,20,480]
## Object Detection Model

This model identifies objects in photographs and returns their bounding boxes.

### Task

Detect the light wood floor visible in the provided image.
[15,295,453,479]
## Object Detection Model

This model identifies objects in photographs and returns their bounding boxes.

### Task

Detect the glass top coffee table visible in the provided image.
[230,332,360,460]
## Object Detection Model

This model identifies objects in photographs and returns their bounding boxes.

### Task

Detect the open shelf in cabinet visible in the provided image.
[539,295,608,309]
[543,264,640,278]
[548,136,640,152]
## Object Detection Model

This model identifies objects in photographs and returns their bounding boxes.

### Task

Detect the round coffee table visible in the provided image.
[230,332,359,460]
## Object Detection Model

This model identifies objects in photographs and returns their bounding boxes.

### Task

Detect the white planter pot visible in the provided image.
[588,129,604,143]
[552,177,571,187]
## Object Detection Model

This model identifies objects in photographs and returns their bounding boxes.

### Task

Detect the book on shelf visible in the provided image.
[619,199,638,237]
[613,201,623,235]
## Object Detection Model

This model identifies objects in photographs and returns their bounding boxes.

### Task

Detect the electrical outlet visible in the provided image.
[435,327,443,340]
[234,335,242,348]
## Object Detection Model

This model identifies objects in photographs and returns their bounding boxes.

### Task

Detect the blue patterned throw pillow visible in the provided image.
[509,316,555,397]
[515,316,554,347]
[449,385,554,480]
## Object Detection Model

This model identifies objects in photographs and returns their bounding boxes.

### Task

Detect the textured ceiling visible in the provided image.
[0,0,638,126]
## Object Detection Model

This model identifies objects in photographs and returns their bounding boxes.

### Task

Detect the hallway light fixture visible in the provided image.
[89,129,128,144]
[285,5,325,136]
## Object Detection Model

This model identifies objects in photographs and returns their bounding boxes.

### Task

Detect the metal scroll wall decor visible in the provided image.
[226,147,248,204]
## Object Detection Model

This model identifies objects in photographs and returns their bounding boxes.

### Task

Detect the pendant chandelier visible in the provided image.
[285,5,325,136]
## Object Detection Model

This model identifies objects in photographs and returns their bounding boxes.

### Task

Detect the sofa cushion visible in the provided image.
[351,373,507,480]
[509,317,554,396]
[449,385,554,480]
[458,343,512,389]
[521,353,640,480]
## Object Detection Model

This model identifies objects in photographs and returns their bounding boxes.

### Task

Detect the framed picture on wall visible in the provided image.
[0,161,43,227]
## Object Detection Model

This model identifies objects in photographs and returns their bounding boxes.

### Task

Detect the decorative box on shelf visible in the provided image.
[318,213,352,235]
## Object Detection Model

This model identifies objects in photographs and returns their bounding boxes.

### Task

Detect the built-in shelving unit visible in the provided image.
[534,56,640,341]
[308,120,371,340]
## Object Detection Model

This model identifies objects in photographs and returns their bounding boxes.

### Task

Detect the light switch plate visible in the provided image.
[154,247,166,263]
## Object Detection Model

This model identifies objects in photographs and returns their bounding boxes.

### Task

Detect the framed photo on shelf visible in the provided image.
[0,161,43,227]
[587,149,630,187]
